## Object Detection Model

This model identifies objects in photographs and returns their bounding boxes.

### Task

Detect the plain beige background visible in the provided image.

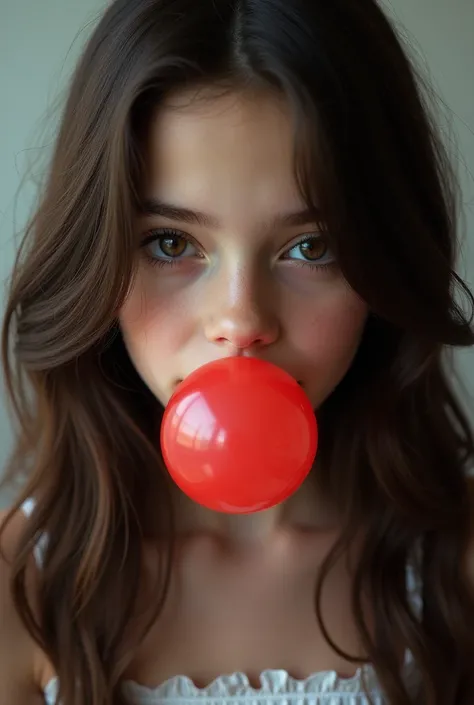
[1,0,473,505]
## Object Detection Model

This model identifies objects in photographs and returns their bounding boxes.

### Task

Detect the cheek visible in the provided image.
[118,277,194,396]
[120,275,191,348]
[289,285,368,399]
[305,300,367,357]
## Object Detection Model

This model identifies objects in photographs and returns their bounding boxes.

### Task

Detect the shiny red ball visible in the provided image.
[160,357,318,514]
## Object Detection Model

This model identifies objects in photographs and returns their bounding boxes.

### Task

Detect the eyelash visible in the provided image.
[140,228,336,271]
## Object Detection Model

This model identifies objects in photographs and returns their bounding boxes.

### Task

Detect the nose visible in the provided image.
[202,265,280,353]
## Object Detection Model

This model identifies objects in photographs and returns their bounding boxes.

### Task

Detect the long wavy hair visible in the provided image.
[2,0,474,703]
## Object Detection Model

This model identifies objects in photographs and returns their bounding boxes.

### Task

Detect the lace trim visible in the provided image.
[44,653,420,703]
[45,666,387,703]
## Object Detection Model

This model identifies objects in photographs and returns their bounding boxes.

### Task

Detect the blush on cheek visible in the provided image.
[308,305,366,354]
[121,283,187,342]
[293,293,368,408]
[292,281,366,350]
[119,280,199,405]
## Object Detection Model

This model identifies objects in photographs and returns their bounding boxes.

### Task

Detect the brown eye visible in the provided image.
[282,234,334,265]
[299,237,327,261]
[140,229,201,266]
[159,234,187,257]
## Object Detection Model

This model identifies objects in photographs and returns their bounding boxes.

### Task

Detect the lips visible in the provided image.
[172,375,303,391]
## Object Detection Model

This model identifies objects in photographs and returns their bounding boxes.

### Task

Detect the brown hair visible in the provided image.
[2,0,474,703]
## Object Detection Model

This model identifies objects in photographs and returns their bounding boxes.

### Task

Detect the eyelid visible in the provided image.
[141,227,200,249]
[280,231,327,255]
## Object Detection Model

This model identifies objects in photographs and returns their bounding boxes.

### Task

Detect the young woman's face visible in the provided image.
[120,87,368,408]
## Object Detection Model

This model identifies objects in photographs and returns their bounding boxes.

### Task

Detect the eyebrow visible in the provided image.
[140,198,322,229]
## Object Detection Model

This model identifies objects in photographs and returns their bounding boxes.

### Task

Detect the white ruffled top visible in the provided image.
[43,660,420,704]
[21,499,421,704]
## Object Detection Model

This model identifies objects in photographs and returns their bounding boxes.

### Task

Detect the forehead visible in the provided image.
[142,86,306,221]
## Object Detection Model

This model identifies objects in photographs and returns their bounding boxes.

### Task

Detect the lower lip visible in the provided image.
[174,377,303,390]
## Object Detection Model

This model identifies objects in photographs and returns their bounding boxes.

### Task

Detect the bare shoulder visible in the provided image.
[0,508,45,704]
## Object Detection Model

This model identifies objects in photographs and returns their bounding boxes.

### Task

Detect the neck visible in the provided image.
[170,468,340,548]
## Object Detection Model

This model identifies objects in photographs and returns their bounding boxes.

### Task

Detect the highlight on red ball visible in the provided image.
[160,357,318,514]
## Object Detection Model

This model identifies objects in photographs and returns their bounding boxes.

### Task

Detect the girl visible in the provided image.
[1,0,474,703]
